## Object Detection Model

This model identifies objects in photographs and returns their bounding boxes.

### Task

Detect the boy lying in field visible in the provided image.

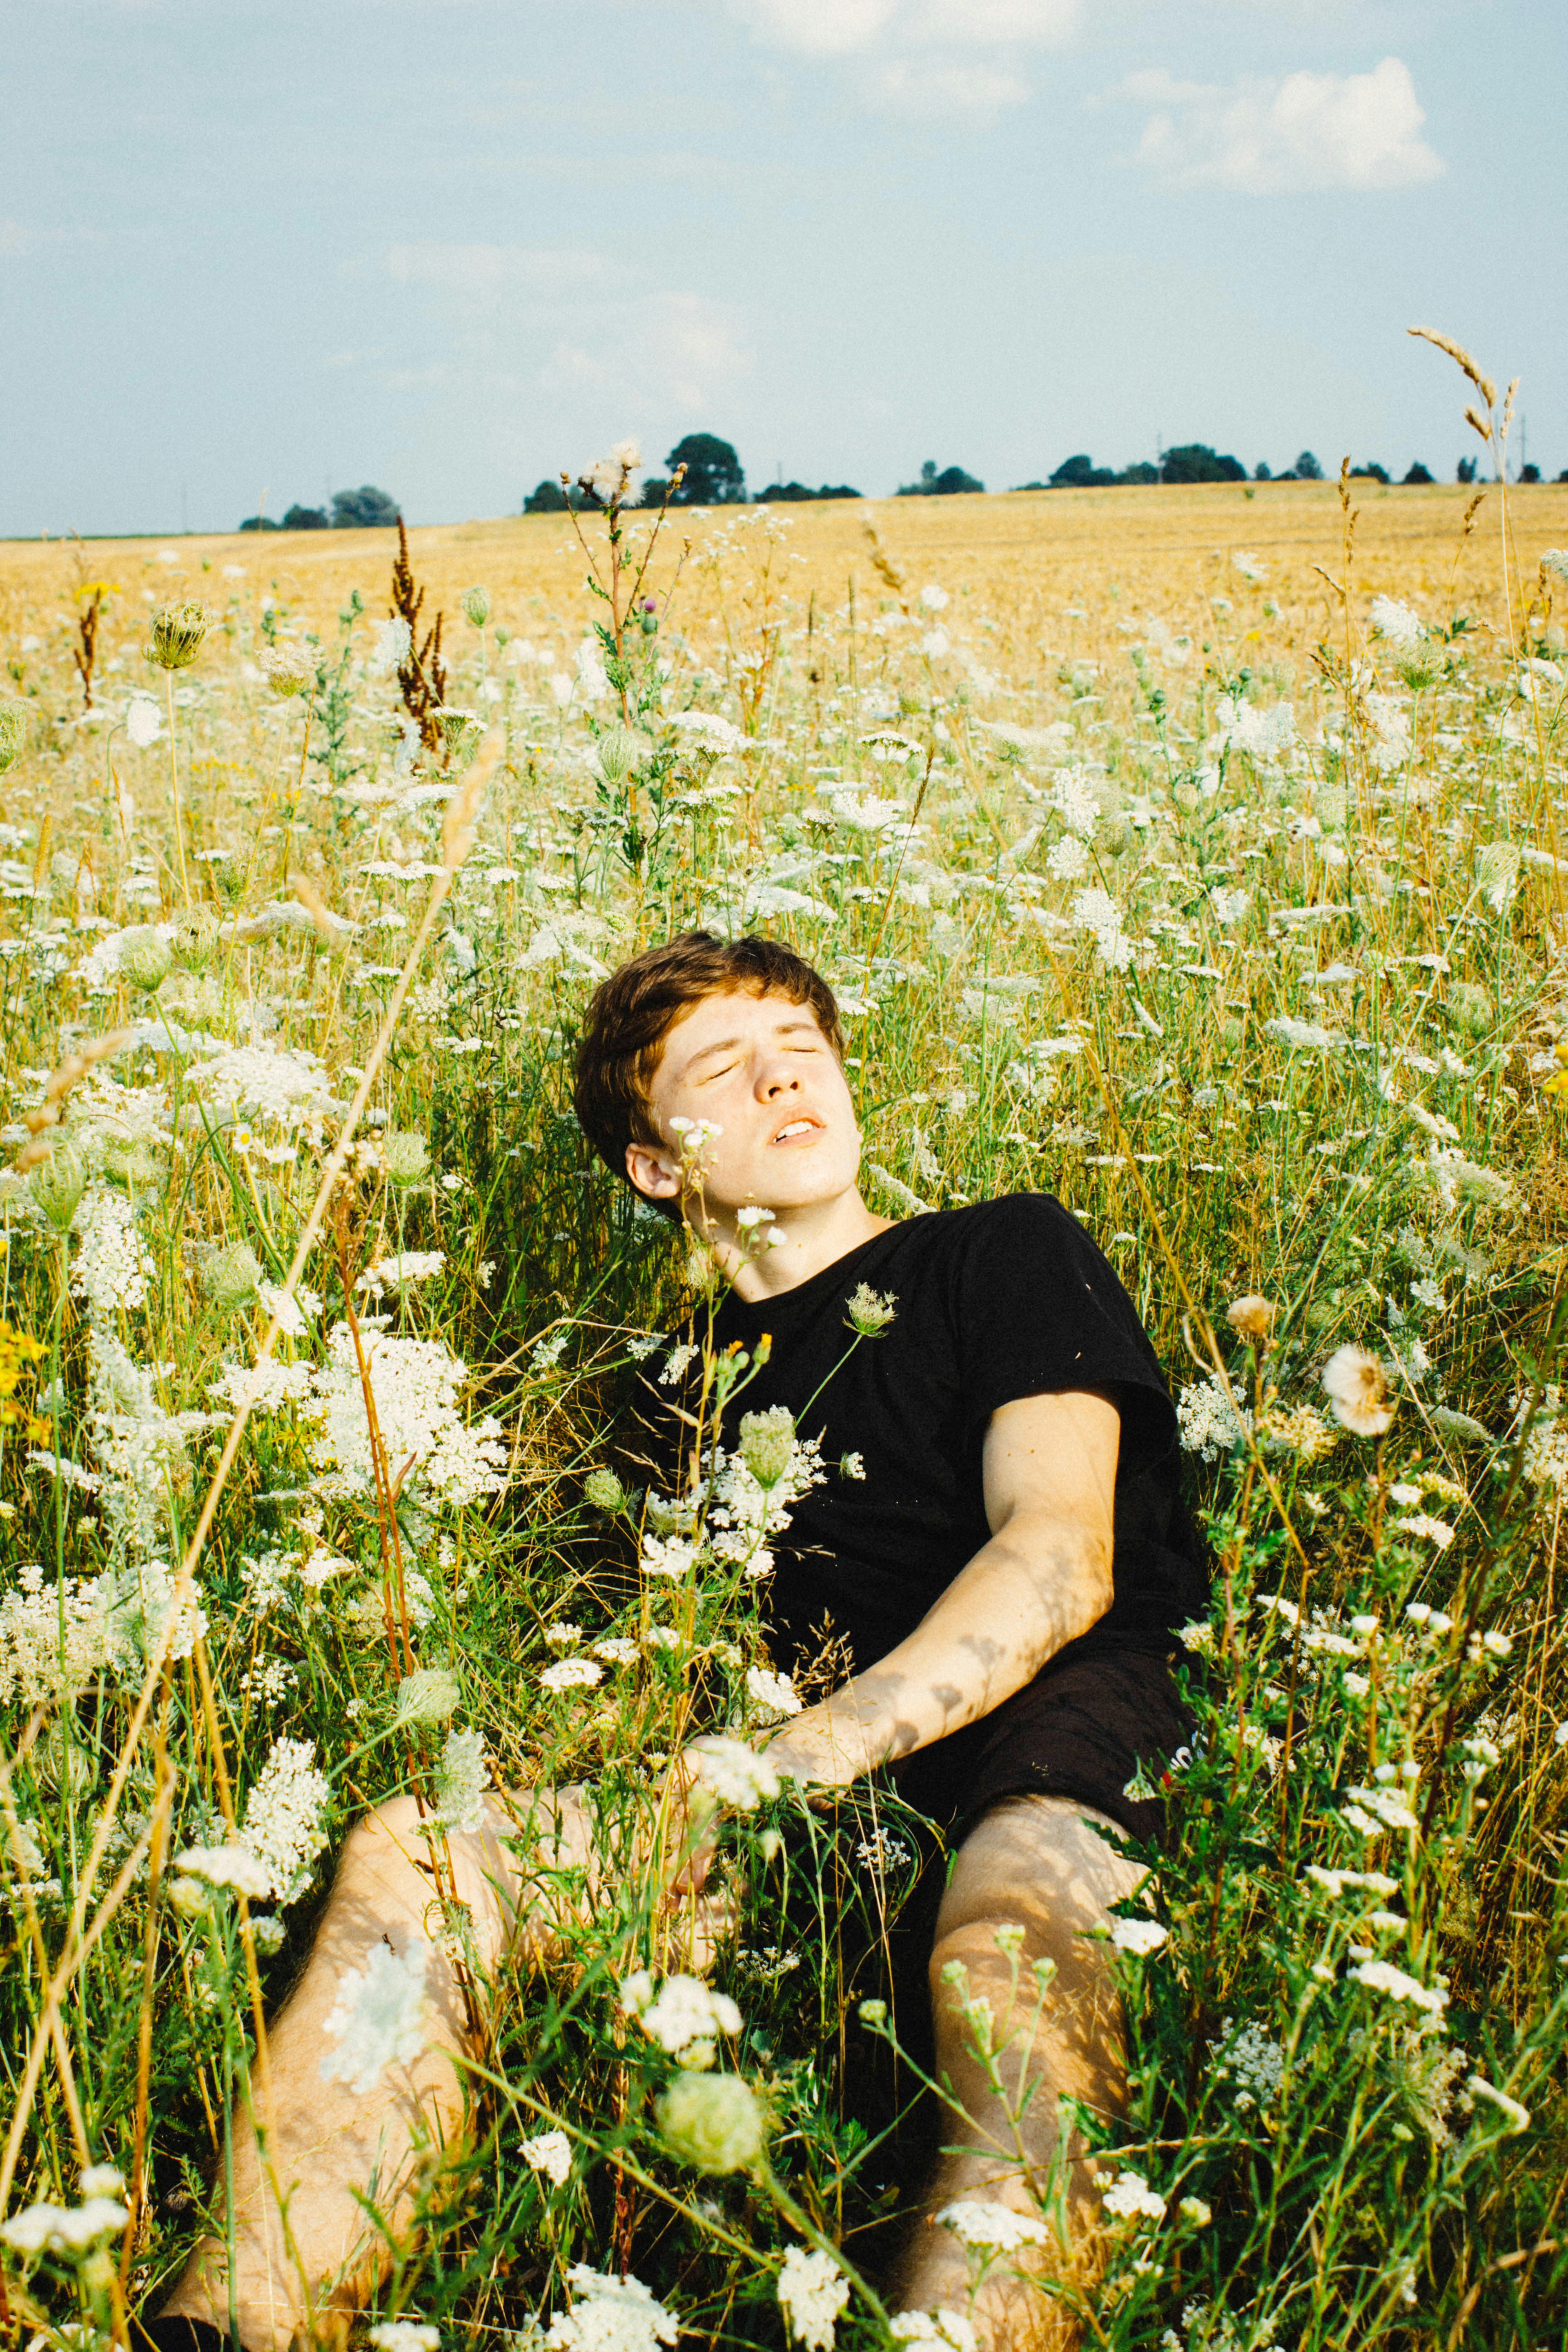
[146,931,1205,2352]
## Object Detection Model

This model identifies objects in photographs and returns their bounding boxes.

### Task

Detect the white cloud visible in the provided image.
[1111,56,1444,192]
[726,0,900,56]
[0,221,29,258]
[722,0,1077,54]
[911,0,1078,40]
[383,243,613,304]
[867,58,1033,115]
[379,245,750,421]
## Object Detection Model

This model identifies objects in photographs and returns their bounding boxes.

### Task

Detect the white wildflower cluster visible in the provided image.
[745,1661,801,1718]
[82,1329,197,1560]
[1348,1959,1449,2020]
[433,1727,490,1833]
[1161,2302,1286,2352]
[1176,1374,1251,1462]
[1339,1779,1421,1837]
[777,2245,850,2350]
[688,1735,780,1809]
[539,1655,603,1692]
[1070,886,1132,972]
[521,2128,573,2187]
[1370,595,1425,647]
[669,710,747,756]
[938,2200,1051,2252]
[1264,1015,1342,1053]
[545,2266,680,2352]
[239,1735,330,1901]
[888,2313,977,2352]
[0,2189,131,2257]
[71,1185,154,1319]
[308,1323,509,1509]
[620,1970,742,2066]
[698,1423,829,1579]
[1047,764,1099,836]
[1210,2018,1286,2112]
[1215,694,1296,762]
[1110,1916,1169,1956]
[1518,1389,1568,1488]
[1365,691,1412,773]
[358,1251,446,1300]
[186,1043,337,1127]
[0,1561,132,1705]
[320,1938,432,2092]
[1098,2167,1166,2224]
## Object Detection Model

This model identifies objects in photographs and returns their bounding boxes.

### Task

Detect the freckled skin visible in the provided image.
[162,988,1141,2352]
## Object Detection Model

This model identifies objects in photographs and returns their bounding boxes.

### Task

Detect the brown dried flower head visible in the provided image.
[1226,1295,1275,1343]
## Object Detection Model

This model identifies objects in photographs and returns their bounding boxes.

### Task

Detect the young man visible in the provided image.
[152,931,1202,2352]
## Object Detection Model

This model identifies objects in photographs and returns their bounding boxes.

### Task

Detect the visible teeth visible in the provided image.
[775,1121,813,1140]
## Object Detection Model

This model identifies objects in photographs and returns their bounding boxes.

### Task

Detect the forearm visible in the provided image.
[761,1514,1112,1789]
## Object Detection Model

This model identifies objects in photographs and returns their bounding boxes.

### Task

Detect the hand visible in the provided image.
[761,1701,875,1792]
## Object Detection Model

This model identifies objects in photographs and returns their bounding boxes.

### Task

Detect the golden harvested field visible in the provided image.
[6,478,1568,684]
[2,454,1568,2351]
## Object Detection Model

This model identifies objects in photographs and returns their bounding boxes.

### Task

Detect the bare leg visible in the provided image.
[159,1785,600,2352]
[890,1795,1147,2351]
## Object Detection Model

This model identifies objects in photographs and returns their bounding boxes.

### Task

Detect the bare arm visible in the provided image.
[755,1387,1119,1791]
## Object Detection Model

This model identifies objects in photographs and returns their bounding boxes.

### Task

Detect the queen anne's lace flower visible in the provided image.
[1177,1375,1250,1462]
[433,1727,490,1833]
[239,1735,329,1901]
[621,1970,742,2061]
[777,2245,850,2350]
[309,1323,508,1509]
[545,2265,680,2352]
[522,2128,573,2187]
[938,2200,1051,2250]
[320,1940,431,2092]
[71,1186,154,1319]
[688,1735,780,1809]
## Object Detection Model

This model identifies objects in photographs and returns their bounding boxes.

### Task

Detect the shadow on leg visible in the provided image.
[158,1783,601,2352]
[889,1793,1147,2352]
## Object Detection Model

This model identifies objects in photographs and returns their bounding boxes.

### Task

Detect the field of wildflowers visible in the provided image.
[1,353,1567,2352]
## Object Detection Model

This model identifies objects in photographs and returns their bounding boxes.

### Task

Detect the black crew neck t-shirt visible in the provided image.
[704,1193,1207,1689]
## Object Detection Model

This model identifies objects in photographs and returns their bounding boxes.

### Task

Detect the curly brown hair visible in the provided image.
[573,931,844,1210]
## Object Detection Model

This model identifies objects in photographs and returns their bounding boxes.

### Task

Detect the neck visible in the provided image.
[698,1186,895,1303]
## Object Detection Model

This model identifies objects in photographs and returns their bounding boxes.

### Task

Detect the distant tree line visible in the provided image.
[240,485,402,532]
[524,436,861,514]
[1014,447,1568,492]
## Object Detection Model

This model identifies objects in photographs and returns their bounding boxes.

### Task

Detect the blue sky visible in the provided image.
[1,0,1561,536]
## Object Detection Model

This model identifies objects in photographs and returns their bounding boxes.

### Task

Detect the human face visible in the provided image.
[627,988,862,1223]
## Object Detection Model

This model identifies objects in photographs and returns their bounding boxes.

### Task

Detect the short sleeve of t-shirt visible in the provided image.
[943,1194,1177,1477]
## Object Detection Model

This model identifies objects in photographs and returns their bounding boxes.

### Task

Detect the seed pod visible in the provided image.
[0,697,28,775]
[382,1132,431,1188]
[30,1142,87,1231]
[738,1405,795,1490]
[118,926,174,992]
[202,1242,262,1311]
[146,601,211,672]
[172,905,220,972]
[259,642,316,698]
[656,2072,768,2176]
[462,585,492,629]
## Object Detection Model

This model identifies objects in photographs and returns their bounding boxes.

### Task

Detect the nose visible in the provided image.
[757,1058,801,1101]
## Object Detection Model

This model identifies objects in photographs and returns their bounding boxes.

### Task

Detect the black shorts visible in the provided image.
[882,1637,1191,1851]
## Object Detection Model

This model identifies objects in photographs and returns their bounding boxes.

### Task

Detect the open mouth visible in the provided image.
[772,1117,821,1143]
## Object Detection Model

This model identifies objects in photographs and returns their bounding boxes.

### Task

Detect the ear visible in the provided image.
[625,1139,681,1204]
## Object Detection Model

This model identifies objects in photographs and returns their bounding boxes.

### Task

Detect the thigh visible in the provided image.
[934,1793,1147,1965]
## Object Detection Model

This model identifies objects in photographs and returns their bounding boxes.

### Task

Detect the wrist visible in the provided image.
[762,1702,880,1790]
